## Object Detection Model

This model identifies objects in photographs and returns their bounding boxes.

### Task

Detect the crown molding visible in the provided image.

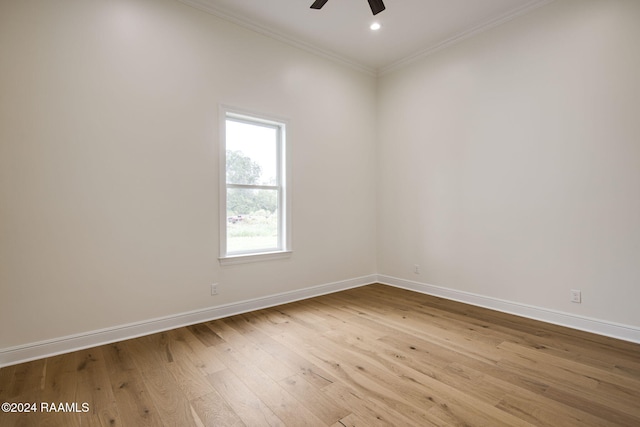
[379,0,556,75]
[177,0,376,76]
[178,0,554,77]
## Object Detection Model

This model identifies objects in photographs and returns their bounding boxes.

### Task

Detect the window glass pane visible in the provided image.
[227,188,279,253]
[226,119,277,186]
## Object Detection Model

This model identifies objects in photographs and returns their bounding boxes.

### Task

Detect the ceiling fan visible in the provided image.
[310,0,386,16]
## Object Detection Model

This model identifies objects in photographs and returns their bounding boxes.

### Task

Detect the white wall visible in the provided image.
[377,0,640,328]
[0,0,377,349]
[2,0,639,355]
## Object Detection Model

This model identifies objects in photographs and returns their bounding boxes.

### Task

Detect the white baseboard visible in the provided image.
[0,275,376,368]
[377,275,640,344]
[3,273,637,367]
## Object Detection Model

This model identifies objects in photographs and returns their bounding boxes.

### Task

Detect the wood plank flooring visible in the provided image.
[1,284,639,426]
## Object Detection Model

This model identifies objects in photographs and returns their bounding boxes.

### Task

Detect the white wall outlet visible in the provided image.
[211,283,219,296]
[414,264,420,274]
[570,289,581,303]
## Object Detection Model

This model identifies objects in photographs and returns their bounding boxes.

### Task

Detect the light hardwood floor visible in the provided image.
[1,284,639,426]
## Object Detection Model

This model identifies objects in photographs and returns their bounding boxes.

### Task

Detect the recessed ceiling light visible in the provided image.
[370,22,382,31]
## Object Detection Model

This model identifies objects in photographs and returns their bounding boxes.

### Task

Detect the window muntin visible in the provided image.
[220,109,290,261]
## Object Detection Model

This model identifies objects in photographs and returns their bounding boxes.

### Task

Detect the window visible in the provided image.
[219,107,291,263]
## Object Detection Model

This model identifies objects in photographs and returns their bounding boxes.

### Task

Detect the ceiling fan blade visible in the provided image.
[310,0,329,10]
[368,0,385,15]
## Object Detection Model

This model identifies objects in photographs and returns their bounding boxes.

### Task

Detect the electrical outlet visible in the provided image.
[414,264,420,275]
[570,289,581,303]
[211,283,219,296]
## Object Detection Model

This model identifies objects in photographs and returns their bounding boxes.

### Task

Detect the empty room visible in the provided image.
[0,0,639,425]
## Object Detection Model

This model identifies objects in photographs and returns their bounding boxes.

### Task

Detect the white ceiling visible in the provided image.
[179,0,553,74]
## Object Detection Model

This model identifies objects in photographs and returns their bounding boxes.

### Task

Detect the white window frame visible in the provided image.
[219,106,292,265]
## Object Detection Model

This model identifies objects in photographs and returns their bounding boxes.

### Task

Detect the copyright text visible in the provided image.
[2,402,90,413]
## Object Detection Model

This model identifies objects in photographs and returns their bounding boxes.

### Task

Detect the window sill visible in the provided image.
[219,250,292,266]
